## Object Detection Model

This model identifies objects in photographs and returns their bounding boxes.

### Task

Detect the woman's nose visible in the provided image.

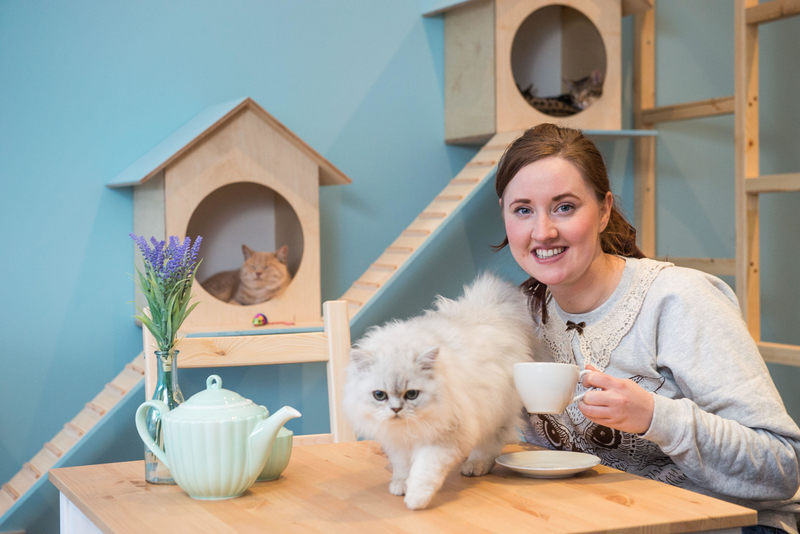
[531,215,558,241]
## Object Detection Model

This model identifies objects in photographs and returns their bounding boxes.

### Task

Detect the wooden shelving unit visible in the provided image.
[634,0,800,366]
[735,0,800,366]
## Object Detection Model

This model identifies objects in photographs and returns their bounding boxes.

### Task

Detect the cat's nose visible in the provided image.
[391,407,402,413]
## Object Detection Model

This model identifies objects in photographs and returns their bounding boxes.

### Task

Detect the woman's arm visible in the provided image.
[585,268,800,501]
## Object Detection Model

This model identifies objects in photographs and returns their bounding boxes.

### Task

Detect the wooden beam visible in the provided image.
[623,0,654,17]
[324,300,357,443]
[633,3,656,258]
[744,173,800,193]
[657,257,736,277]
[735,0,762,340]
[176,332,330,368]
[759,341,800,367]
[640,96,734,125]
[747,0,800,25]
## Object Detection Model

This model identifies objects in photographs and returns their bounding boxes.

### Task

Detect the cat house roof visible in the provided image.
[420,0,652,17]
[106,97,351,188]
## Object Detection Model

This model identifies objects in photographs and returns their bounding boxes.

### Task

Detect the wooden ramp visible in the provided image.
[0,353,145,518]
[341,131,517,318]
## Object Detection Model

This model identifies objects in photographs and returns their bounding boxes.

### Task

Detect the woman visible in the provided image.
[496,123,800,534]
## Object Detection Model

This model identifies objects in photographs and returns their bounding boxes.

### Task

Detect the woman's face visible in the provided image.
[501,156,612,292]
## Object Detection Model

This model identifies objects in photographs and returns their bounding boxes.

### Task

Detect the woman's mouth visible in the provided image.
[534,247,566,260]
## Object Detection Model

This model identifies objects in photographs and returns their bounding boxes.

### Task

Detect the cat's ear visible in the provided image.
[276,245,289,264]
[350,348,374,372]
[242,244,254,259]
[416,346,439,372]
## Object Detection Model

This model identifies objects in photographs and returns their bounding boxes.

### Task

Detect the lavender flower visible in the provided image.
[130,233,203,352]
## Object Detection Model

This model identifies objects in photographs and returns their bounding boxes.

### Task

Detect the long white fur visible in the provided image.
[342,273,535,510]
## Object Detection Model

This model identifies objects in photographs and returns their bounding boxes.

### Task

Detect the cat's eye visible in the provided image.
[373,391,387,401]
[404,390,419,400]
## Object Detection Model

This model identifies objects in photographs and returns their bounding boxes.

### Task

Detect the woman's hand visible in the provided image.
[579,365,655,434]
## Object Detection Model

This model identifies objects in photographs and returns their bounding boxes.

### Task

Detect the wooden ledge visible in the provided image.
[640,96,734,124]
[747,0,800,25]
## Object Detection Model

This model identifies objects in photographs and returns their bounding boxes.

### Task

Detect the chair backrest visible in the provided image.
[142,300,356,444]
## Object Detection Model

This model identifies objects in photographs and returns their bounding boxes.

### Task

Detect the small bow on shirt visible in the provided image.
[565,321,586,335]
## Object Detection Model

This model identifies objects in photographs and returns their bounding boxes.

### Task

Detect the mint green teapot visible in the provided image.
[135,374,301,500]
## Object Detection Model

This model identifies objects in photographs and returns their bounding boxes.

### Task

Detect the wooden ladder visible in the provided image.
[0,353,145,517]
[633,0,800,366]
[340,130,521,318]
[633,0,736,278]
[735,0,800,366]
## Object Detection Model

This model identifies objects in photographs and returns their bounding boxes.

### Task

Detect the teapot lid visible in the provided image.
[167,375,267,421]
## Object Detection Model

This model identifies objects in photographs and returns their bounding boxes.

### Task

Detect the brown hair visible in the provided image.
[495,123,644,324]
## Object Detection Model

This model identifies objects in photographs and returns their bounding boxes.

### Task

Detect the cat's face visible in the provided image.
[239,244,289,289]
[345,328,441,431]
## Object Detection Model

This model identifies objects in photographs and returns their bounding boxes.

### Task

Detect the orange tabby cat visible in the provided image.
[203,244,291,305]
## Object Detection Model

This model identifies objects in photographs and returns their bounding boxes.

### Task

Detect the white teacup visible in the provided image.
[514,362,591,414]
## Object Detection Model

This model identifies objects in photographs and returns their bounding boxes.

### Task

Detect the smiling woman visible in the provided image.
[495,124,800,534]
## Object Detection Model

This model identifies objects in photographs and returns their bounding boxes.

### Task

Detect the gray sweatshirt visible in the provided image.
[522,257,800,532]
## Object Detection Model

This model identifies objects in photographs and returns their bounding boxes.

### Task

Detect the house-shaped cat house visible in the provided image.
[108,97,351,331]
[432,0,651,144]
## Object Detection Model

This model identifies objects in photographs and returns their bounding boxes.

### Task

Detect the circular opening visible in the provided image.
[187,182,304,305]
[511,5,607,117]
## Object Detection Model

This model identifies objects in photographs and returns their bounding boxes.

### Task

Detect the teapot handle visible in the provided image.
[135,400,170,468]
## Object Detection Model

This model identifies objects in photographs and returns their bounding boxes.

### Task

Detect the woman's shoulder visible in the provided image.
[634,258,741,316]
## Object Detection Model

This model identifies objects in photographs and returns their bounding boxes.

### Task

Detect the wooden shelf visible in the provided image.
[640,96,734,124]
[656,257,736,277]
[747,0,800,25]
[744,173,800,193]
[759,341,800,367]
[583,129,658,139]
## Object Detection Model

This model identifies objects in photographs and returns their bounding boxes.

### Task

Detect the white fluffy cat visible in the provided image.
[343,273,535,510]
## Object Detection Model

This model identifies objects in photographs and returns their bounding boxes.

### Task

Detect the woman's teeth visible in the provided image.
[535,247,565,259]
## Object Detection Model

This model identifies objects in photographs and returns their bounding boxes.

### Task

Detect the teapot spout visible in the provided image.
[247,406,301,480]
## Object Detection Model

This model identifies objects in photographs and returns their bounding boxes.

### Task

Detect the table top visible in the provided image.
[49,440,756,534]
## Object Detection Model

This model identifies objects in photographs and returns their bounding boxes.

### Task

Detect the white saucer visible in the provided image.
[495,451,601,479]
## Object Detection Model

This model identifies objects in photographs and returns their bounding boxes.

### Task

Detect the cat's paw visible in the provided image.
[389,479,407,496]
[461,458,493,477]
[404,490,433,510]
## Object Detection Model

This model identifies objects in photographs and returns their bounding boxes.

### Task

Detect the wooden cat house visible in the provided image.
[430,0,652,144]
[107,97,351,331]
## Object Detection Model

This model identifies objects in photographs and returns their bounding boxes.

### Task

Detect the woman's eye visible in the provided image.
[556,204,574,213]
[373,391,388,401]
[404,390,419,400]
[514,206,532,215]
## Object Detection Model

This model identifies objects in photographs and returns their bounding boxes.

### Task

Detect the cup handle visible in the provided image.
[135,400,170,468]
[570,369,593,404]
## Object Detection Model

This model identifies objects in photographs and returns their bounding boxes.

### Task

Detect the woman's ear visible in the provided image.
[599,192,613,232]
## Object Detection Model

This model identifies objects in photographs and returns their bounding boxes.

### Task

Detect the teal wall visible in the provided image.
[1,2,799,532]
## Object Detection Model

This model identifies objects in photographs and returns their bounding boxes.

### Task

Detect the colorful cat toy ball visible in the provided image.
[252,313,268,327]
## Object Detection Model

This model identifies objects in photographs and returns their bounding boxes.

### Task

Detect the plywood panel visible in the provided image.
[445,0,497,143]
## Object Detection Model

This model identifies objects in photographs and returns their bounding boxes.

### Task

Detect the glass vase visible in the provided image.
[144,349,185,484]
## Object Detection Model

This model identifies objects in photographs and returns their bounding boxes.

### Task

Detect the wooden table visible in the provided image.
[50,441,757,534]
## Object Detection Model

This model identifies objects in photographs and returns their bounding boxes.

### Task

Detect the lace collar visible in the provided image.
[540,258,671,372]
